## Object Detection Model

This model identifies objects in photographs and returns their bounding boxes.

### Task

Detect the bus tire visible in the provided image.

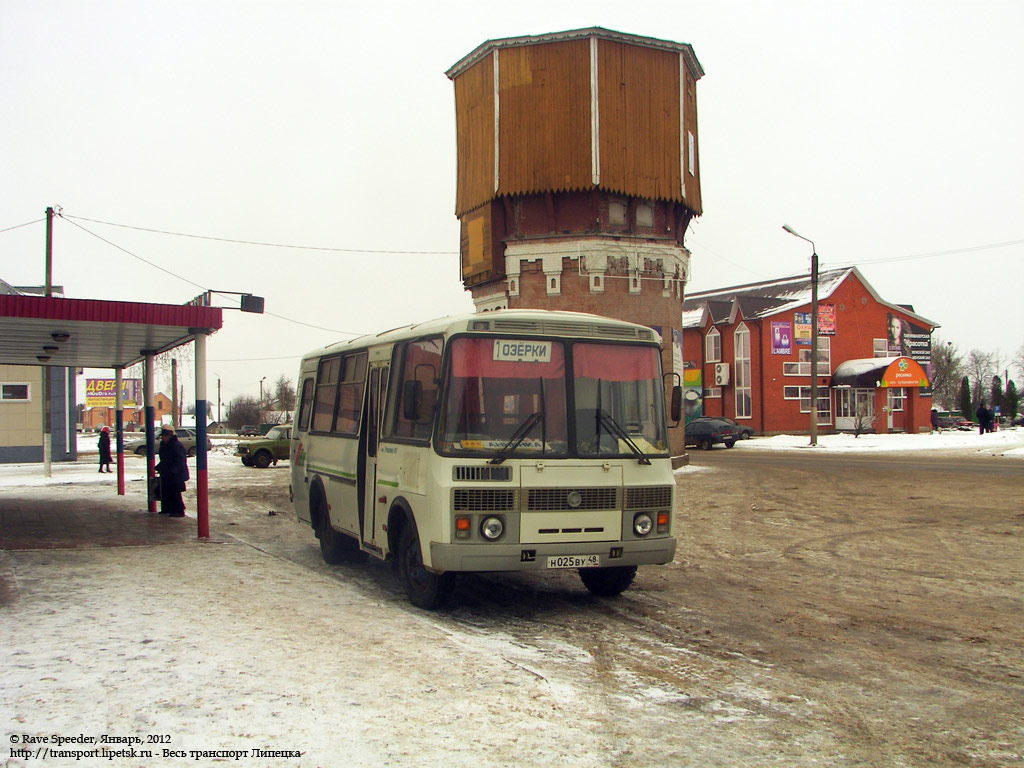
[397,522,454,610]
[579,565,637,597]
[312,487,360,564]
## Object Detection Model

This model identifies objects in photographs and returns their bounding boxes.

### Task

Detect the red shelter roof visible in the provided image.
[0,294,223,369]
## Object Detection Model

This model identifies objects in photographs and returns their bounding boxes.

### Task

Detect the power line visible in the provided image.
[59,215,362,336]
[63,213,457,255]
[0,219,46,234]
[853,238,1024,265]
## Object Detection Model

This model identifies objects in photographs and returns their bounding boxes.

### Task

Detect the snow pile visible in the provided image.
[737,427,1024,457]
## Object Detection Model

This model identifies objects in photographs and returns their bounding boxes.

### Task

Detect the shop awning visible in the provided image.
[831,356,930,389]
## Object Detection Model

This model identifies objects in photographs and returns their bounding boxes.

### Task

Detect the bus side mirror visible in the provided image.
[402,380,422,421]
[670,386,682,424]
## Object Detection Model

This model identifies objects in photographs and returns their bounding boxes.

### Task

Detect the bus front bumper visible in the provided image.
[428,537,676,573]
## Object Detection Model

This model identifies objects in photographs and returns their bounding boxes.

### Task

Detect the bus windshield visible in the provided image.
[437,337,668,459]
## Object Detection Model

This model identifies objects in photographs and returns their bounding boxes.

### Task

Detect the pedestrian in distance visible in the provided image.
[975,403,990,436]
[930,408,938,433]
[156,424,189,517]
[97,426,112,473]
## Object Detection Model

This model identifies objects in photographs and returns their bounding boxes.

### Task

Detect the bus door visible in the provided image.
[361,364,388,548]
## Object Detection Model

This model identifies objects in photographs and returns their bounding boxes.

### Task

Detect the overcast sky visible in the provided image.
[2,0,1021,407]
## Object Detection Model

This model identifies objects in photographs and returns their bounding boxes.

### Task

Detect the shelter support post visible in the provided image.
[194,333,210,538]
[144,352,157,514]
[115,367,125,495]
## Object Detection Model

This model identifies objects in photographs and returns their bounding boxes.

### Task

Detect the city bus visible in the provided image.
[290,309,680,609]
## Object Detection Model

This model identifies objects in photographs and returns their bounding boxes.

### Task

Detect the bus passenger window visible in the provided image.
[296,378,314,432]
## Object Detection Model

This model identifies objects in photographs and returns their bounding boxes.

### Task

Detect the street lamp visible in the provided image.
[782,224,819,447]
[260,376,267,407]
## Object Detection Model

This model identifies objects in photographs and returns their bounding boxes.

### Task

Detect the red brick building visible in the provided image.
[682,267,937,435]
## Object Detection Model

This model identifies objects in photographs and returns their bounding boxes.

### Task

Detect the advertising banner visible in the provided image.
[819,304,836,335]
[85,379,142,408]
[794,312,811,345]
[771,322,792,355]
[887,313,932,363]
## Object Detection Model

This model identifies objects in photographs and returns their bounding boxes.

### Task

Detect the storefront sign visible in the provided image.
[879,357,930,388]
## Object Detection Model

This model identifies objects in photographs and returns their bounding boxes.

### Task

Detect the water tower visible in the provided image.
[447,27,704,456]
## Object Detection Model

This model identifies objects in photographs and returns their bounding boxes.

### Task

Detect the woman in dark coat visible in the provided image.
[156,425,189,516]
[97,426,112,473]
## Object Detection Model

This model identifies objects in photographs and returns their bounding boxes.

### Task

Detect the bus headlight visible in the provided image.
[481,516,504,540]
[633,513,653,537]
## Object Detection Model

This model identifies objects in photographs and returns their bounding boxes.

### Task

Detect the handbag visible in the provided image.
[148,476,162,502]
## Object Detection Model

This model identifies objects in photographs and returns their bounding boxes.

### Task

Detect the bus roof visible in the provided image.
[299,309,661,362]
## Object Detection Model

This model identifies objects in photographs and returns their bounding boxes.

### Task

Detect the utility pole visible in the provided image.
[171,358,178,427]
[42,207,55,476]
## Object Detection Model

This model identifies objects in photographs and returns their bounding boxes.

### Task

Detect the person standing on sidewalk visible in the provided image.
[97,426,112,473]
[156,425,189,516]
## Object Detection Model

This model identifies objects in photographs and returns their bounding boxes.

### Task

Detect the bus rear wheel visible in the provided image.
[397,523,454,610]
[579,565,637,597]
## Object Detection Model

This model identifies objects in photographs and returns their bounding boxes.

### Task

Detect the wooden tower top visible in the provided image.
[447,27,705,218]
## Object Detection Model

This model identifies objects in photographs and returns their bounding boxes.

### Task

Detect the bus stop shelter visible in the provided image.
[0,292,223,537]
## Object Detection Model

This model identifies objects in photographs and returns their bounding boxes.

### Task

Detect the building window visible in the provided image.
[873,338,889,358]
[704,387,721,399]
[636,203,654,227]
[705,328,721,363]
[785,385,833,424]
[887,388,905,412]
[735,324,751,419]
[783,337,831,375]
[1,383,30,402]
[609,200,627,226]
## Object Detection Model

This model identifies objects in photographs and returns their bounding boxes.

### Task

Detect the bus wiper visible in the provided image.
[488,411,543,465]
[597,411,652,465]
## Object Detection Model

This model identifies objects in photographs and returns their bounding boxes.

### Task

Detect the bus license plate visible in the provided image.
[546,554,600,569]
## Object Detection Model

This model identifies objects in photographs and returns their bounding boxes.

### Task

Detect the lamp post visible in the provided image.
[782,224,819,447]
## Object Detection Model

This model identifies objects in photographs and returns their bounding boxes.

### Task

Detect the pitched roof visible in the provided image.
[682,266,937,329]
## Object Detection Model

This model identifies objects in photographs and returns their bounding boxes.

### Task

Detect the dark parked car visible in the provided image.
[720,417,754,440]
[685,417,740,450]
[238,425,259,436]
[235,424,292,468]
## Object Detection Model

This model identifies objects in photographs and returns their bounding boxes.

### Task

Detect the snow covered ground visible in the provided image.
[2,428,1022,767]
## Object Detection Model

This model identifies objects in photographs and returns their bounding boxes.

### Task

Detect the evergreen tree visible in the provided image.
[1006,380,1019,420]
[959,377,972,419]
[990,375,1004,415]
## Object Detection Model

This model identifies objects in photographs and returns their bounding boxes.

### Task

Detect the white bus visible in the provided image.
[290,309,680,609]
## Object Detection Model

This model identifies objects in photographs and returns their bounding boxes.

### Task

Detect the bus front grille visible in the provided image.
[527,487,618,511]
[624,486,673,510]
[453,488,517,512]
[453,465,512,482]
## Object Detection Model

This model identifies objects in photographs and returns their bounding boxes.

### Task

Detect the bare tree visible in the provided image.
[273,375,296,412]
[965,349,995,408]
[226,395,262,430]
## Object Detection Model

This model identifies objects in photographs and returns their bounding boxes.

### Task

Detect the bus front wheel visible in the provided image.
[579,565,637,597]
[397,523,454,610]
[313,490,362,564]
